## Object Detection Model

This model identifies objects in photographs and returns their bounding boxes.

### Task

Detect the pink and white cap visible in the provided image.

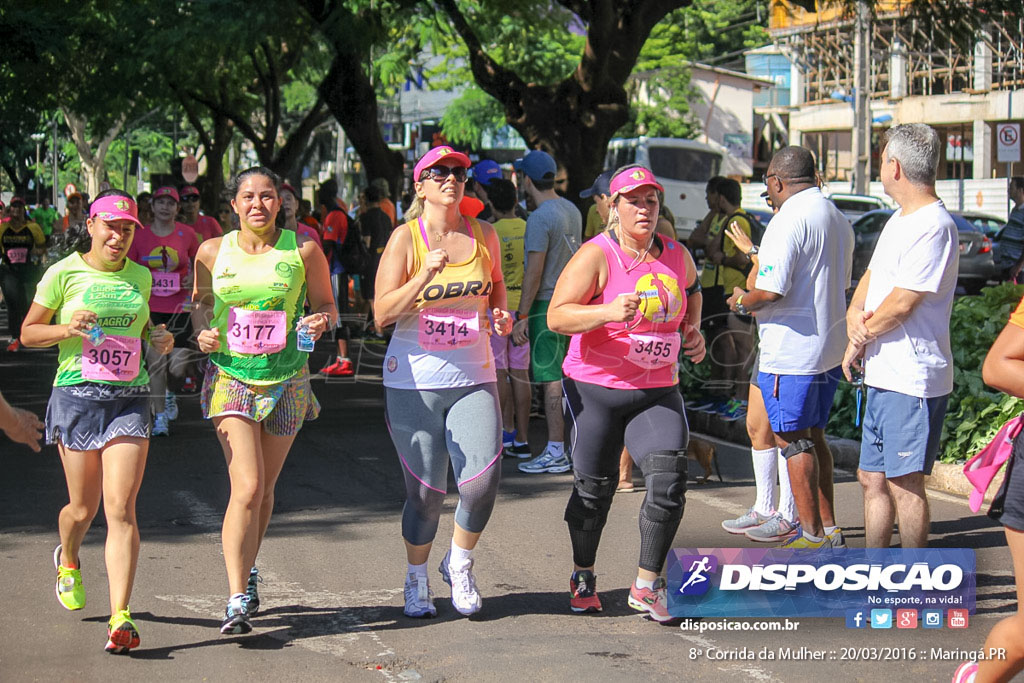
[413,145,471,180]
[90,196,142,228]
[609,166,664,197]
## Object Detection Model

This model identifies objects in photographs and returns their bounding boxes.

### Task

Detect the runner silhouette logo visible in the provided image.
[677,555,717,596]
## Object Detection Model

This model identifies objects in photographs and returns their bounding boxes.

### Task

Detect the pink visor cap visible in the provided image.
[89,196,142,228]
[609,166,664,197]
[963,415,1023,512]
[153,186,180,202]
[414,146,471,180]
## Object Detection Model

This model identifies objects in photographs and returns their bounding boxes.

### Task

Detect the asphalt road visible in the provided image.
[0,337,1014,682]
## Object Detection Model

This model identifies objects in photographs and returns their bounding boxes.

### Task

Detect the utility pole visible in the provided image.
[851,0,871,194]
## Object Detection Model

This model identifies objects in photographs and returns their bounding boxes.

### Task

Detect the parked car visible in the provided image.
[851,209,999,293]
[827,193,891,222]
[742,206,775,228]
[959,210,1005,238]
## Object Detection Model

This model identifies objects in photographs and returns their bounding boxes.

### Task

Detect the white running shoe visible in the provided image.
[439,551,481,616]
[518,447,571,474]
[153,412,170,436]
[164,390,179,421]
[721,507,771,534]
[404,572,436,618]
[744,513,798,542]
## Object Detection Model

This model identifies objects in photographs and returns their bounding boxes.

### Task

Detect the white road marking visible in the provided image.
[687,489,749,518]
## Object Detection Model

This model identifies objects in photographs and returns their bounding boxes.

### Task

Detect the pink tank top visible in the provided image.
[562,231,688,390]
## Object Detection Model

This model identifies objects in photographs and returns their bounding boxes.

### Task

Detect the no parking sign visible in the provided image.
[997,123,1020,163]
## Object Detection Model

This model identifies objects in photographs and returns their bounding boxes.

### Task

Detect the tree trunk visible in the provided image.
[438,0,686,209]
[61,108,127,198]
[318,50,404,199]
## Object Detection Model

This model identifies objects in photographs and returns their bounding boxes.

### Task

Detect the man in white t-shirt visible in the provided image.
[726,146,854,549]
[842,124,957,548]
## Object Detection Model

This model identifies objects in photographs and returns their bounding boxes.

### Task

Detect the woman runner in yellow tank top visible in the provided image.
[375,146,513,618]
[192,167,337,635]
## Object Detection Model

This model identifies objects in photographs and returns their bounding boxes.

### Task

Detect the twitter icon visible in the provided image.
[871,609,892,629]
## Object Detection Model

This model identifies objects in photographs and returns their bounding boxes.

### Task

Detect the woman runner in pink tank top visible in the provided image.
[547,165,705,622]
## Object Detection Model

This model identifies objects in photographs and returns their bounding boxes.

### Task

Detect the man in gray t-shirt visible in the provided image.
[511,150,582,474]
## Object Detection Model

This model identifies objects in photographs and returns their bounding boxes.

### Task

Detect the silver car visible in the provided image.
[851,209,999,294]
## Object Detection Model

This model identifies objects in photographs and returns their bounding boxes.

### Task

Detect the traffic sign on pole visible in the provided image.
[997,123,1020,163]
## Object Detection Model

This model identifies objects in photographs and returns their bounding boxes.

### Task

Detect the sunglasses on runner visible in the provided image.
[419,166,468,183]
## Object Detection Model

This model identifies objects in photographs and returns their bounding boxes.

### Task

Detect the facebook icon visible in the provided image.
[846,609,867,629]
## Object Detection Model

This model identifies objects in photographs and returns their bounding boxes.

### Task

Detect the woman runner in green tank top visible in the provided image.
[192,167,337,636]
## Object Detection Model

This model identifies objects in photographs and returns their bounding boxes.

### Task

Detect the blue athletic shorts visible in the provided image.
[758,367,841,433]
[858,387,948,478]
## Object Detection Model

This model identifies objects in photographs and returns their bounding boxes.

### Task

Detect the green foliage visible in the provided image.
[828,283,1024,463]
[441,88,508,148]
[618,65,702,139]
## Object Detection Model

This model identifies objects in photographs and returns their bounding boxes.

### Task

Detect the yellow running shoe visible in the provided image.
[105,609,141,654]
[53,544,86,610]
[781,532,829,549]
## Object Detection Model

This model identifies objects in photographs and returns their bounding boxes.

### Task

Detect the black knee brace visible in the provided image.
[781,438,815,460]
[638,450,688,522]
[564,472,617,531]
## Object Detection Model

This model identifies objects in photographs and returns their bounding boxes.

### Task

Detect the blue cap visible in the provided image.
[472,160,503,186]
[514,150,557,181]
[579,170,615,199]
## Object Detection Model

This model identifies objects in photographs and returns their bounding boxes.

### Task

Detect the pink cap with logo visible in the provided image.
[153,186,180,202]
[180,185,200,198]
[413,146,471,180]
[89,196,142,228]
[609,166,664,197]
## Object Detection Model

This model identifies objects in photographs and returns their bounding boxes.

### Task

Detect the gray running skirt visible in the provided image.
[45,383,152,451]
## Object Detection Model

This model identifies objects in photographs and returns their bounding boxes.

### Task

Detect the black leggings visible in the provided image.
[1,265,38,339]
[563,378,689,573]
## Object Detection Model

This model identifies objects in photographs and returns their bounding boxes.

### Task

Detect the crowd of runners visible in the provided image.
[2,125,1024,683]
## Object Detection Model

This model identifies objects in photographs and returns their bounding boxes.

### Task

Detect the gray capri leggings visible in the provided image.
[385,383,502,546]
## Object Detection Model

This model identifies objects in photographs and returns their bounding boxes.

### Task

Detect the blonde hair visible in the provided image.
[404,195,425,221]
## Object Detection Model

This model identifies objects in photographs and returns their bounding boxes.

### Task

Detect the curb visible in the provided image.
[686,408,989,508]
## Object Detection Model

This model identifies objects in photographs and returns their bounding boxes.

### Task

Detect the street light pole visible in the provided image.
[851,0,871,194]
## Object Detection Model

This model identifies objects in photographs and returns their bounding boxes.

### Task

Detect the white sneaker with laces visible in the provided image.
[404,572,436,618]
[153,412,170,436]
[744,513,798,542]
[439,551,481,616]
[517,447,571,474]
[164,390,179,421]
[721,507,770,534]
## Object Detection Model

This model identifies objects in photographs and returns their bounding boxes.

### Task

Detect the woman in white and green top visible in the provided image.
[21,190,174,654]
[192,166,336,635]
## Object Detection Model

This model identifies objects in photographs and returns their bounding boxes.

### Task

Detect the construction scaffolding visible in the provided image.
[769,0,1024,105]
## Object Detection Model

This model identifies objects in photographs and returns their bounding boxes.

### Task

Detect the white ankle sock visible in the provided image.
[449,541,473,570]
[408,562,427,577]
[751,447,778,516]
[824,526,837,535]
[777,450,798,523]
[546,441,564,456]
[634,577,656,590]
[803,531,823,542]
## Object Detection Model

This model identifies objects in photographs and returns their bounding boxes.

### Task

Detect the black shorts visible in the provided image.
[151,310,193,347]
[989,428,1024,531]
[563,377,689,478]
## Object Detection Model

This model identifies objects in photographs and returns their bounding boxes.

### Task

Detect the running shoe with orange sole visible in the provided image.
[105,609,140,654]
[569,570,602,613]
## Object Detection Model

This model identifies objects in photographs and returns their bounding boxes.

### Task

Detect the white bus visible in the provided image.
[604,137,723,239]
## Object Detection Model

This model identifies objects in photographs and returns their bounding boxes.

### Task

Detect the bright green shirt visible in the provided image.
[33,252,152,387]
[32,206,59,235]
[209,230,308,385]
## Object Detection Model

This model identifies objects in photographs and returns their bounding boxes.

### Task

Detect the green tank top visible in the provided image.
[209,229,308,384]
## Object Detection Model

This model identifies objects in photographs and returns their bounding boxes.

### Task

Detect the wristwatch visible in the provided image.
[735,294,750,316]
[745,245,759,257]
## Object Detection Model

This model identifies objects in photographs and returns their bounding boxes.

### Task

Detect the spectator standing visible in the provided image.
[726,146,853,549]
[59,193,87,234]
[843,124,957,549]
[580,170,615,242]
[512,150,582,475]
[0,197,46,351]
[1000,177,1024,282]
[32,197,59,236]
[179,185,223,243]
[357,185,393,316]
[319,186,356,377]
[371,177,397,227]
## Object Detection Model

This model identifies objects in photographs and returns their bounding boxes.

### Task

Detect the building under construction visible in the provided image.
[760,0,1023,190]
